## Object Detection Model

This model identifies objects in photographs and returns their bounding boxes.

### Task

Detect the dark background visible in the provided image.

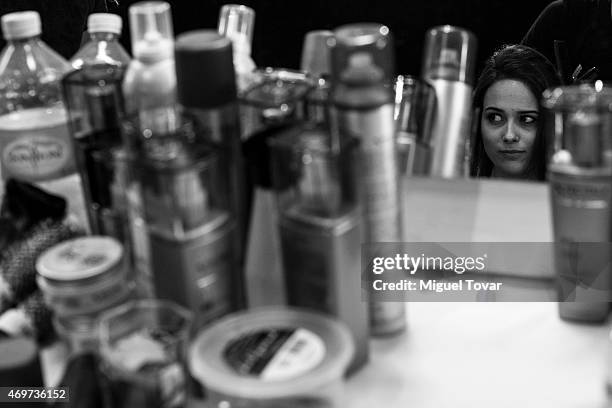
[112,0,554,77]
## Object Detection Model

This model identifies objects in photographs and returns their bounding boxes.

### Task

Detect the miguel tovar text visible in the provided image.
[372,279,503,292]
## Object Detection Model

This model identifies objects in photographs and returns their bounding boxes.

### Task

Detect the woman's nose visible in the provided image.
[502,122,520,143]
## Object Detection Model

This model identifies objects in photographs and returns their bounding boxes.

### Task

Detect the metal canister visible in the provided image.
[330,23,406,336]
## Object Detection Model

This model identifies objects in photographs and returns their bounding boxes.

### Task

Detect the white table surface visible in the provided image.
[41,302,611,408]
[347,302,610,408]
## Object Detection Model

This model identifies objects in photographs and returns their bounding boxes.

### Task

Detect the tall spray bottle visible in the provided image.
[270,29,369,373]
[329,24,406,336]
[0,12,83,214]
[420,26,477,177]
[122,1,176,285]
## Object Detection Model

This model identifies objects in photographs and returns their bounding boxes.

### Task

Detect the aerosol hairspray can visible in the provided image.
[330,24,406,336]
[421,26,477,177]
[544,85,612,322]
[175,31,246,267]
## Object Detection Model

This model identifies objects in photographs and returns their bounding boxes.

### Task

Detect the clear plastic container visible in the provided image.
[70,13,131,70]
[98,300,192,408]
[0,11,78,196]
[189,307,354,408]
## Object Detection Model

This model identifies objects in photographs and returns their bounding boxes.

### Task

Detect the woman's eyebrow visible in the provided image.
[483,106,503,112]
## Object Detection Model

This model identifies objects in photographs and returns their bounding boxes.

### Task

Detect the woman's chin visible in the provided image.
[492,164,529,179]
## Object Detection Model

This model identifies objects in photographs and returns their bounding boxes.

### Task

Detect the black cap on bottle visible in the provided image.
[330,23,395,85]
[175,30,237,108]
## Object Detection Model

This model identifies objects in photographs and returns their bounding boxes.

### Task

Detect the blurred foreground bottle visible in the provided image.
[62,14,140,286]
[0,11,82,211]
[241,68,313,307]
[271,29,369,374]
[544,84,612,323]
[330,24,406,336]
[130,30,245,327]
[122,1,177,288]
[218,4,257,94]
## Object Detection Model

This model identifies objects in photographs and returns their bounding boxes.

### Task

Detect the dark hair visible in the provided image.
[470,44,561,180]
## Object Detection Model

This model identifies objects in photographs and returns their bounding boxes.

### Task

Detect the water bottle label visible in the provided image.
[0,107,75,182]
[2,135,70,180]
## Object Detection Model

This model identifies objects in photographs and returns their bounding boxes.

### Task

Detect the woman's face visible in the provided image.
[481,79,539,178]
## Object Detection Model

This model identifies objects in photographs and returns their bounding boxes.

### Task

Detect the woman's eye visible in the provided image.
[485,113,503,124]
[521,115,538,125]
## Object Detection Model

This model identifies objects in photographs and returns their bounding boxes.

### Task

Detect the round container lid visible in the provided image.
[1,11,41,40]
[88,13,122,34]
[36,236,123,281]
[189,307,354,400]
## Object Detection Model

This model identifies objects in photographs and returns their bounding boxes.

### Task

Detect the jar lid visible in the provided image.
[189,307,354,399]
[36,236,123,281]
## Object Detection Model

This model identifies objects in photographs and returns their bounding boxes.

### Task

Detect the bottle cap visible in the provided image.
[175,30,237,108]
[421,25,477,85]
[218,4,255,55]
[330,23,394,85]
[88,13,122,34]
[129,1,174,62]
[300,30,334,79]
[1,11,41,40]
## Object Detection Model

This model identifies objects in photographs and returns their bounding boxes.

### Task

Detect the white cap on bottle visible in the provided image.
[1,11,42,40]
[129,1,174,62]
[87,13,122,34]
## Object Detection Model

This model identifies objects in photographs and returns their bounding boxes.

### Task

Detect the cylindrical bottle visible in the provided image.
[394,75,436,176]
[543,84,612,323]
[123,109,240,328]
[218,4,257,94]
[122,1,176,287]
[172,31,245,319]
[330,24,406,336]
[0,11,81,205]
[63,13,131,246]
[421,25,477,178]
[270,125,368,374]
[240,68,313,307]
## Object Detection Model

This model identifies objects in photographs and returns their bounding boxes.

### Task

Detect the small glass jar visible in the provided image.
[36,236,136,354]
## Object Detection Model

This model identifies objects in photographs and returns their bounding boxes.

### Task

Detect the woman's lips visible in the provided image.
[499,150,526,160]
